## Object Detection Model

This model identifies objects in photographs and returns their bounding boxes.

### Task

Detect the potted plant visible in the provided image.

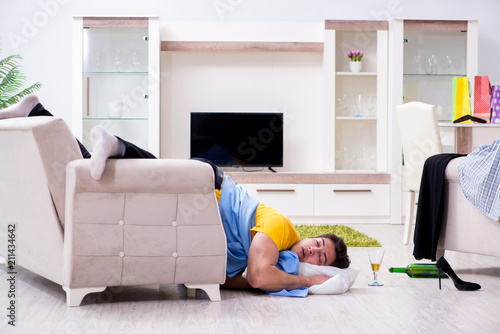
[347,50,364,73]
[0,38,42,109]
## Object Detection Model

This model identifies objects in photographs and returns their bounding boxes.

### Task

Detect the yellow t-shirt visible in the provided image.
[250,203,301,251]
[215,189,301,251]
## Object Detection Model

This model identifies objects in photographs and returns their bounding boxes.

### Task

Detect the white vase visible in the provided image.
[349,61,362,73]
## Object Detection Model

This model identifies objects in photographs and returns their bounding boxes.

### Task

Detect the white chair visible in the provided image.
[396,102,443,244]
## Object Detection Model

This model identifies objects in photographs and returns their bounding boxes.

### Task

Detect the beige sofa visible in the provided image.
[0,116,227,306]
[438,157,500,258]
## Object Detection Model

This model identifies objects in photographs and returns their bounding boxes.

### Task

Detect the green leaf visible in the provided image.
[0,36,42,109]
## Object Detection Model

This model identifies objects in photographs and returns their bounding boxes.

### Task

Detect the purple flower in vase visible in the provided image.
[348,50,364,62]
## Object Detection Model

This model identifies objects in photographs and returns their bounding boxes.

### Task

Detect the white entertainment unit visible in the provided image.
[73,18,478,225]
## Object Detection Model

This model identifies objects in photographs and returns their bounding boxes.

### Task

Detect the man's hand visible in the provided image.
[307,274,331,286]
[246,232,331,291]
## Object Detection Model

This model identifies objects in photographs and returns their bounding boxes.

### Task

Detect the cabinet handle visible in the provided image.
[333,189,372,193]
[86,77,90,116]
[257,189,295,193]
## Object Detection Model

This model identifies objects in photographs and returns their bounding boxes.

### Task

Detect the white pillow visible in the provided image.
[299,263,360,294]
[241,263,360,295]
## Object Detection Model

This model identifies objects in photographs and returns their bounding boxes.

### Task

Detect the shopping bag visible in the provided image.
[452,77,472,123]
[490,85,500,124]
[473,76,491,123]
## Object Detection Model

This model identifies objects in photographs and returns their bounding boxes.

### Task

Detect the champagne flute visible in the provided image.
[113,48,122,72]
[94,50,105,72]
[412,55,421,74]
[130,49,141,70]
[368,248,385,286]
[354,94,363,117]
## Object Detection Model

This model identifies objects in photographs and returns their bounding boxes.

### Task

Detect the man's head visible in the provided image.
[290,233,350,268]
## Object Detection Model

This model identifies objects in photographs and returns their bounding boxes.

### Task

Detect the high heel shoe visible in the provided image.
[436,257,481,291]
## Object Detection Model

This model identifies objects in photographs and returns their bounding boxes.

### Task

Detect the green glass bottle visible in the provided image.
[388,263,448,279]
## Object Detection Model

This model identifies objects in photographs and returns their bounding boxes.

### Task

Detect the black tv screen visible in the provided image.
[190,112,284,167]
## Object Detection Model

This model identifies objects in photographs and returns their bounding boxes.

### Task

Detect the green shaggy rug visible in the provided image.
[294,224,381,247]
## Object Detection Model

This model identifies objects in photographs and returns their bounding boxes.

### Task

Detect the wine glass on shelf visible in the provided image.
[94,50,105,72]
[368,248,385,286]
[425,55,438,74]
[412,55,421,74]
[354,94,363,117]
[342,146,352,170]
[337,93,351,116]
[130,49,142,71]
[336,96,344,117]
[444,55,454,74]
[364,94,376,117]
[113,48,122,72]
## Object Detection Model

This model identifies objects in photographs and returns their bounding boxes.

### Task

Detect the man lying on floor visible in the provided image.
[1,95,351,295]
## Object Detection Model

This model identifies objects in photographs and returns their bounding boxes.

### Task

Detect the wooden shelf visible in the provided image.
[226,172,390,184]
[83,17,148,28]
[336,71,377,76]
[161,41,324,53]
[325,20,388,31]
[404,20,468,32]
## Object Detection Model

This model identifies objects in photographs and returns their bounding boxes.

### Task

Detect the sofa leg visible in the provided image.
[62,286,107,307]
[184,284,221,302]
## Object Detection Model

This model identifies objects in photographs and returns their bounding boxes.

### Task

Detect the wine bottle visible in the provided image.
[388,263,448,279]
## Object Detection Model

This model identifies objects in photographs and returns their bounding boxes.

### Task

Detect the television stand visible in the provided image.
[268,167,277,173]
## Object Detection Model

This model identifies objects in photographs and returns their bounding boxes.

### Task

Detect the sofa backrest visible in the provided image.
[0,117,83,226]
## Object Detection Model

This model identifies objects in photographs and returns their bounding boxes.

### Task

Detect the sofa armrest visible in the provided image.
[444,156,463,183]
[63,159,227,289]
[440,156,500,257]
[66,158,216,195]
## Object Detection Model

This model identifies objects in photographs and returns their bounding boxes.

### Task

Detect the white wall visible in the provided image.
[1,0,499,169]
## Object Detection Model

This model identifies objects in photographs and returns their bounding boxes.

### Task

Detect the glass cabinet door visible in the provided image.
[334,30,379,172]
[403,23,468,122]
[324,21,388,173]
[73,17,160,157]
[399,20,478,153]
[83,25,149,150]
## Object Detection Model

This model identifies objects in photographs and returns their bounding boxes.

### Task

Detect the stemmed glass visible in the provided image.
[354,94,363,117]
[368,248,385,286]
[412,55,421,74]
[444,55,454,74]
[131,49,142,70]
[113,48,122,72]
[94,50,105,72]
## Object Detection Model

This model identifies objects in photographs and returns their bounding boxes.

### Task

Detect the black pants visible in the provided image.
[413,153,465,261]
[29,103,156,159]
[28,103,224,189]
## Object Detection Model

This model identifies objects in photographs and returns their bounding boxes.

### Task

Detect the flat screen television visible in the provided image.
[190,112,284,168]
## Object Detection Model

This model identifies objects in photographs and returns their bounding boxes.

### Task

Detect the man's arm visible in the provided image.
[246,232,330,291]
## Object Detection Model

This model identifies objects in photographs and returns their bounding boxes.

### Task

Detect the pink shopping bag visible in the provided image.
[474,76,491,123]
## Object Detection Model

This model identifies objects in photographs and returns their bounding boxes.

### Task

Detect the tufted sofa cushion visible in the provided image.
[64,159,227,288]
